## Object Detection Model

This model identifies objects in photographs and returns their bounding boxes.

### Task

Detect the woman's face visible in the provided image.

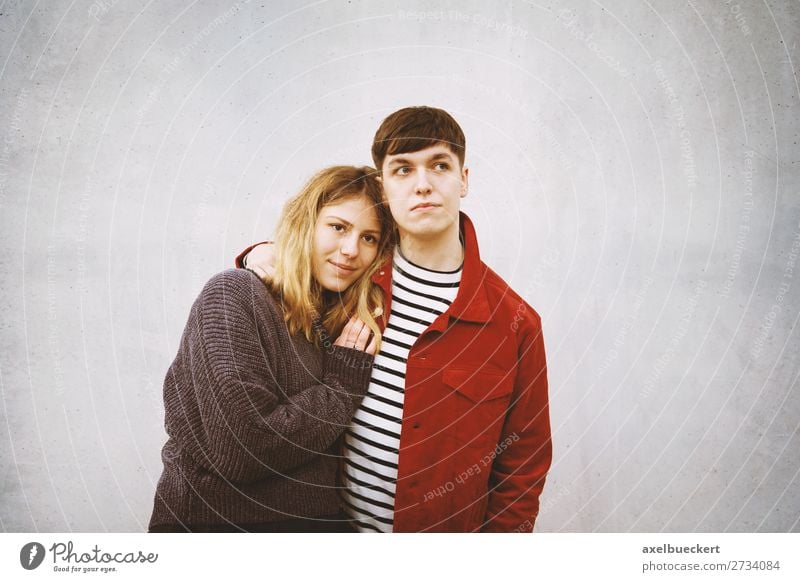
[312,195,383,292]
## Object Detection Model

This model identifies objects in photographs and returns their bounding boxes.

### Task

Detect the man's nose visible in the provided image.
[415,169,432,194]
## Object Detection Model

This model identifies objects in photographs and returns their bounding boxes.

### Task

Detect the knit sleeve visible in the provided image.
[180,269,373,484]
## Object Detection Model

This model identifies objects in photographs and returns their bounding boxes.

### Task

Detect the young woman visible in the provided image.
[148,166,393,532]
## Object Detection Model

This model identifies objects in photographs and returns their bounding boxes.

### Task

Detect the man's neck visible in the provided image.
[397,227,464,272]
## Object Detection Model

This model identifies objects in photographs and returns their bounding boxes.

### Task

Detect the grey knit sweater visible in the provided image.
[149,269,374,529]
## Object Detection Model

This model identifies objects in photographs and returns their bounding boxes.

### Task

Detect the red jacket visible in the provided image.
[237,213,551,532]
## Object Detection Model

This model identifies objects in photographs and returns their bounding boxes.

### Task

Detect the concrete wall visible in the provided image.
[1,0,798,532]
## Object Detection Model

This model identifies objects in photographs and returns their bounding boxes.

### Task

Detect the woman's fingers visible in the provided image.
[352,320,372,351]
[364,333,377,356]
[344,318,363,347]
[333,317,373,352]
[334,317,359,348]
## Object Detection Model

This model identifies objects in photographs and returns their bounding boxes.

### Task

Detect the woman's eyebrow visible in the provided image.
[325,214,381,235]
[324,215,352,227]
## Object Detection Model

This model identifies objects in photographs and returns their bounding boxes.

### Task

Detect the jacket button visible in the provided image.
[379,271,385,275]
[413,422,421,429]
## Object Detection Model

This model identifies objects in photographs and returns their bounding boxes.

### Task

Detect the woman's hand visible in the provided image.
[334,317,377,355]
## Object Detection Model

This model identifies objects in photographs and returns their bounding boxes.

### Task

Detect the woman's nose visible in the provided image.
[340,233,359,257]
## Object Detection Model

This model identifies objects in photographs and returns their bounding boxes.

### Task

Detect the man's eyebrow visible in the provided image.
[429,152,454,161]
[387,157,412,166]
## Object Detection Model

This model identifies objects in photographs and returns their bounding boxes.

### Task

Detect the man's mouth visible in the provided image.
[411,202,439,212]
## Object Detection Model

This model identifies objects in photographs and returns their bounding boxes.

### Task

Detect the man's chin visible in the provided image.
[401,219,454,239]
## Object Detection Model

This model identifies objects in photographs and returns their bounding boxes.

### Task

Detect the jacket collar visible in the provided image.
[371,212,491,330]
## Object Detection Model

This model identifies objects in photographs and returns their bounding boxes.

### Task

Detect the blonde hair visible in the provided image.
[270,166,393,349]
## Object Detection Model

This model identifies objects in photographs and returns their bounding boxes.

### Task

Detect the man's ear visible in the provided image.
[460,166,469,198]
[375,174,389,203]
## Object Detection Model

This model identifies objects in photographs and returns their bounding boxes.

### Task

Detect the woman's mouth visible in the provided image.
[328,260,357,276]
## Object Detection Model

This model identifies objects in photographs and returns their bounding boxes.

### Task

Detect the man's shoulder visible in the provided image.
[478,262,542,328]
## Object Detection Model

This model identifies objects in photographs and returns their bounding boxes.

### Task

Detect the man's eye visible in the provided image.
[395,167,410,176]
[434,162,450,171]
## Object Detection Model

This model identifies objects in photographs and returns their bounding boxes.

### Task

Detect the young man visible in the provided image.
[238,106,551,532]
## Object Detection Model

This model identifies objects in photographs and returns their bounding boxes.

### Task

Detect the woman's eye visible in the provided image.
[363,234,378,244]
[330,223,345,232]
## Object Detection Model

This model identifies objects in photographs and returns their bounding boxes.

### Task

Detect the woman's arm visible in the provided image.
[171,269,373,484]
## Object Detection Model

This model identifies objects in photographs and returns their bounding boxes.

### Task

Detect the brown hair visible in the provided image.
[271,166,393,346]
[371,106,466,171]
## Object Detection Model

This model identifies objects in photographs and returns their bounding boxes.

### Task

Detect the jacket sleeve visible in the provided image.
[176,270,373,484]
[481,311,552,532]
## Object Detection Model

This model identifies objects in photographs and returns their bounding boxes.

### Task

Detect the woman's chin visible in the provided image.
[319,279,350,293]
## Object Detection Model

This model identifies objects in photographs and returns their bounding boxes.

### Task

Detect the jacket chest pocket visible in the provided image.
[439,368,514,449]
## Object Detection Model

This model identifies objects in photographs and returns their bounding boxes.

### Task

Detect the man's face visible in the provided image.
[379,144,468,242]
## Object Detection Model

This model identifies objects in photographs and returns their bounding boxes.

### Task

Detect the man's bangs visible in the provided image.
[384,136,445,158]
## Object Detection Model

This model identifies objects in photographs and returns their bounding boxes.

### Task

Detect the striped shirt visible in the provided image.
[340,248,462,532]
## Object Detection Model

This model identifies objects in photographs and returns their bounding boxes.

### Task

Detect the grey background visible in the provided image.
[1,0,798,532]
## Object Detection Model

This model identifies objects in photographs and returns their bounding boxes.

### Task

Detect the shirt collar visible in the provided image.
[371,212,491,327]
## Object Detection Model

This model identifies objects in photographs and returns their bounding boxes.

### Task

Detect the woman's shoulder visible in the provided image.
[198,269,279,314]
[203,267,260,287]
